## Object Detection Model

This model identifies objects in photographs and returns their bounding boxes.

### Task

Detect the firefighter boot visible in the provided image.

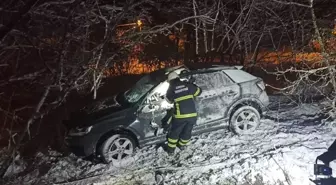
[162,144,175,154]
[177,143,186,151]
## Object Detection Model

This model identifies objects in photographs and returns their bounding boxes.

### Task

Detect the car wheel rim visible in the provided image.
[235,110,258,132]
[108,137,133,161]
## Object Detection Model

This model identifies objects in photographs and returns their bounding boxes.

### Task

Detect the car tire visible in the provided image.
[229,105,261,135]
[98,134,136,165]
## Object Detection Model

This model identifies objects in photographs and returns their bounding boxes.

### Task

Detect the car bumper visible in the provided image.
[259,91,270,109]
[65,134,98,157]
[261,106,269,117]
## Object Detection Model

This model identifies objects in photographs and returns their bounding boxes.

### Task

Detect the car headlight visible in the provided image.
[68,126,93,136]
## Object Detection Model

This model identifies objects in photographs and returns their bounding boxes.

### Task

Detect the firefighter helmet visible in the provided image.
[168,71,179,81]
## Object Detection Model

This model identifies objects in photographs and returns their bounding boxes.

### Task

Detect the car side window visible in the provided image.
[140,81,173,113]
[210,71,234,88]
[194,71,233,90]
[193,73,210,91]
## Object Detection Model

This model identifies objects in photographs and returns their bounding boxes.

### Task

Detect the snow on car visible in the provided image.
[2,96,336,185]
[64,64,270,164]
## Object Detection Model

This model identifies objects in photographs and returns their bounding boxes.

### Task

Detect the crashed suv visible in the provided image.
[65,64,270,164]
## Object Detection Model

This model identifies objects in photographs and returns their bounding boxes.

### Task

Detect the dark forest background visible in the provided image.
[0,0,336,177]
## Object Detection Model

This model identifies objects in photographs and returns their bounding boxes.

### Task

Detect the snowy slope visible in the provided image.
[2,95,336,185]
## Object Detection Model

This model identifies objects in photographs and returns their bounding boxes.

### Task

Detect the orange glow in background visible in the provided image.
[90,25,336,76]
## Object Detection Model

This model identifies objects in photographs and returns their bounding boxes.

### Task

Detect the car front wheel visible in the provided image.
[230,106,261,135]
[98,134,136,165]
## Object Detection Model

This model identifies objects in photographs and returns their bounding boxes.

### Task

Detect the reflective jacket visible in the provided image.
[165,78,202,119]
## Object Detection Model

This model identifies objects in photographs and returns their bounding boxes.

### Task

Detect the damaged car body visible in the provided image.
[64,64,270,164]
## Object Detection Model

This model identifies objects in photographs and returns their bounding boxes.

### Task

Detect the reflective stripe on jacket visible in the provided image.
[166,79,202,119]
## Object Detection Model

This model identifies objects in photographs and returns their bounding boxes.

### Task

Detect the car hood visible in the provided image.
[66,96,136,128]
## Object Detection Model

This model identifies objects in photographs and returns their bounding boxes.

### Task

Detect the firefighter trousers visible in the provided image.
[166,117,197,151]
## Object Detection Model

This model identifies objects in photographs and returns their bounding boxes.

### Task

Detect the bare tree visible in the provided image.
[0,0,154,177]
[193,0,199,55]
[1,0,335,179]
[260,0,336,117]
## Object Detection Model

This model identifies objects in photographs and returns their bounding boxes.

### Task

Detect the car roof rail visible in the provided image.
[233,65,244,70]
[212,65,243,69]
[211,65,244,70]
[178,65,244,76]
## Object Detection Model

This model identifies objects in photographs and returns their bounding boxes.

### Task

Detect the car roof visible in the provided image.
[184,63,243,71]
[148,63,247,82]
[224,69,258,83]
[182,63,258,83]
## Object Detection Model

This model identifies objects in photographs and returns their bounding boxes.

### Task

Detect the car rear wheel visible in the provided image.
[230,106,261,135]
[98,134,136,164]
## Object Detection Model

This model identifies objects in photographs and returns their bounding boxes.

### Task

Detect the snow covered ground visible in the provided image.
[2,95,336,185]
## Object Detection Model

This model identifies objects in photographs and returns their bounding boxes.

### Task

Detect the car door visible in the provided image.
[137,81,173,138]
[192,70,240,126]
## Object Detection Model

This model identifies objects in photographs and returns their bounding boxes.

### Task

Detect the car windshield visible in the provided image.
[123,74,157,104]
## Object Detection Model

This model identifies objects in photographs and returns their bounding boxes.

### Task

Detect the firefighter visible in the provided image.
[317,139,336,166]
[162,71,202,154]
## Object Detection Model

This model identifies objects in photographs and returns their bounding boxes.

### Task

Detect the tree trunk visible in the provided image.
[0,86,50,178]
[309,0,336,110]
[192,0,199,55]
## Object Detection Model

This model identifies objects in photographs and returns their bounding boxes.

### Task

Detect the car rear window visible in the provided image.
[224,69,257,83]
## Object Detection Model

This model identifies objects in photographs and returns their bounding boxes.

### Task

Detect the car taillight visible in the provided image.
[256,80,265,90]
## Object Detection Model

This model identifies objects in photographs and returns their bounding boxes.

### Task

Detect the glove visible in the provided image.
[161,121,170,131]
[161,109,173,132]
[161,116,172,133]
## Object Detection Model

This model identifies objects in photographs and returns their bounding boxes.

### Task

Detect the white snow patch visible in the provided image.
[3,154,27,178]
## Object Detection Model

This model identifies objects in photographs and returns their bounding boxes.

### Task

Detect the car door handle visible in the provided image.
[203,93,216,98]
[227,91,237,96]
[209,93,216,97]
